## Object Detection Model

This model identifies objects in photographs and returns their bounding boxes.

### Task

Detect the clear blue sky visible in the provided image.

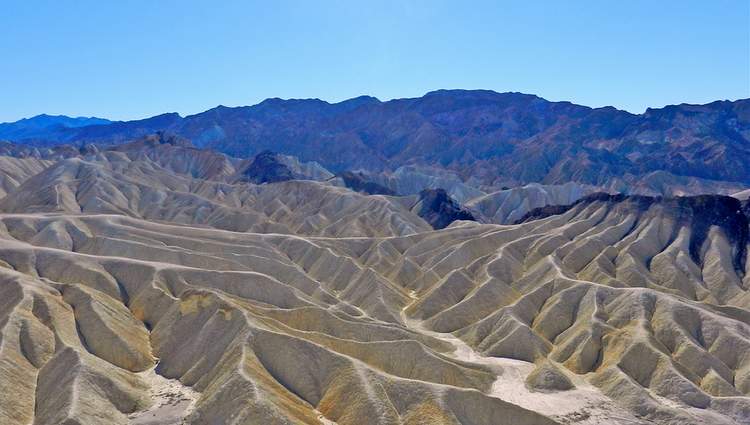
[1,0,748,122]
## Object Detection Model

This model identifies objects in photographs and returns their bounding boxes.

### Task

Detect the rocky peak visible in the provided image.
[238,150,295,184]
[415,188,475,229]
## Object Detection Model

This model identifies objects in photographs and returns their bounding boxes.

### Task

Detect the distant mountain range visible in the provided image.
[2,90,749,190]
[0,114,111,141]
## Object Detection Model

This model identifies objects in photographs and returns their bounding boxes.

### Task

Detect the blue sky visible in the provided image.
[1,0,748,121]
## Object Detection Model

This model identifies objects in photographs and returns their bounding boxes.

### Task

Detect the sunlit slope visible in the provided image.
[0,151,431,237]
[0,191,748,423]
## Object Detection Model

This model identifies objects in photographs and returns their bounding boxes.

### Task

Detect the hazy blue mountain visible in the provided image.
[0,114,111,141]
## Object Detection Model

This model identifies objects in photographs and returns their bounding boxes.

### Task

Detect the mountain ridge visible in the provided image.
[2,89,749,193]
[0,114,111,141]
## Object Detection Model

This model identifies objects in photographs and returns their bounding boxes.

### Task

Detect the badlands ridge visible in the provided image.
[0,137,749,424]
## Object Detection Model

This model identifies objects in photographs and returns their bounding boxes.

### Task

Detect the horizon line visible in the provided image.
[3,88,748,124]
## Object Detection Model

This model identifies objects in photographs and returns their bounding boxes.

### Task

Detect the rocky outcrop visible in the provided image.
[235,150,334,184]
[337,171,396,195]
[414,188,476,229]
[235,150,296,184]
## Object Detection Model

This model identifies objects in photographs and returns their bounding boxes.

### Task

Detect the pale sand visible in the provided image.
[128,363,199,425]
[402,305,646,425]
